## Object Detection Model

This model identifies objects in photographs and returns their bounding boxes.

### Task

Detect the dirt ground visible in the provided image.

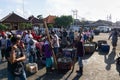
[0,33,120,80]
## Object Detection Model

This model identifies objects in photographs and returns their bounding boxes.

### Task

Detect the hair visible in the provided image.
[51,31,55,35]
[8,34,11,39]
[78,35,82,41]
[11,36,21,44]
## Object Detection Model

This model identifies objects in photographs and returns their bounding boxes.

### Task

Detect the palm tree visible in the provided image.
[37,15,43,20]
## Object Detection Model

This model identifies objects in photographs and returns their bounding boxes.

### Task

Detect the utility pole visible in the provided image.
[22,0,25,17]
[107,14,112,22]
[72,9,78,26]
[107,14,112,28]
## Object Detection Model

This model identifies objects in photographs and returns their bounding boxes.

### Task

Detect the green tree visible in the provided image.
[0,24,8,30]
[55,15,73,28]
[19,23,32,29]
[48,24,53,28]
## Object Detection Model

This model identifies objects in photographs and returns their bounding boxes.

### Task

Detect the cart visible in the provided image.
[57,48,77,71]
[62,48,76,59]
[84,43,95,54]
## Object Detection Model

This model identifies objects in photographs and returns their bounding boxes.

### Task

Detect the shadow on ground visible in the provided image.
[116,53,120,76]
[104,49,116,70]
[83,52,94,60]
[36,69,72,80]
[72,74,82,80]
[35,62,79,80]
[116,63,120,76]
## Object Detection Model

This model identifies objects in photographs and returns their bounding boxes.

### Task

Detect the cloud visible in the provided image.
[0,9,3,18]
[44,0,78,16]
[14,0,23,3]
[5,0,27,4]
[1,0,120,22]
[24,10,32,18]
[0,9,2,12]
[16,8,32,19]
[16,8,23,15]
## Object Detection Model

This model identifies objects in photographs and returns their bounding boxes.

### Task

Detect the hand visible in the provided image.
[14,59,18,62]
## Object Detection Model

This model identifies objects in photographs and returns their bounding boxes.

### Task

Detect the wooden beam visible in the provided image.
[44,21,58,69]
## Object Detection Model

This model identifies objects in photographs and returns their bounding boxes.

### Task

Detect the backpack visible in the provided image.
[29,39,34,45]
[29,46,36,55]
[7,39,11,48]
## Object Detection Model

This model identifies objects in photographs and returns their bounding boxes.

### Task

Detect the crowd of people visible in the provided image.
[0,27,118,79]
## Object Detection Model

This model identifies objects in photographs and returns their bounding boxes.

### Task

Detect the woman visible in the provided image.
[5,35,27,80]
[44,37,53,73]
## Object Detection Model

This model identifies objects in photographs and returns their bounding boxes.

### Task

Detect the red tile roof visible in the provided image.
[44,15,56,24]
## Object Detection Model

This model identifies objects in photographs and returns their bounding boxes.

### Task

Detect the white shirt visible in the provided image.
[53,34,60,47]
[25,33,33,43]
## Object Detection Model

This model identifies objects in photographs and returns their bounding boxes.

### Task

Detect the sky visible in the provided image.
[0,0,120,22]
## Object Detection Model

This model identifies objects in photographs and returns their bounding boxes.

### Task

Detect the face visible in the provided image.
[17,39,21,45]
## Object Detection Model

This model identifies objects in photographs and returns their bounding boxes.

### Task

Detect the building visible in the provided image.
[28,15,43,27]
[44,15,56,24]
[0,12,29,30]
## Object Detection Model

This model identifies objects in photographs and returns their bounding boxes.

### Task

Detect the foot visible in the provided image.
[1,58,6,62]
[76,70,80,73]
[112,47,116,50]
[77,72,83,76]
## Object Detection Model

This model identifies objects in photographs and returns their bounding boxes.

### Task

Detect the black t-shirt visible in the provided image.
[75,41,84,57]
[5,45,24,71]
[63,31,68,37]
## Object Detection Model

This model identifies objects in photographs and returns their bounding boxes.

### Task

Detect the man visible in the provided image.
[108,28,119,50]
[51,31,60,55]
[75,35,85,76]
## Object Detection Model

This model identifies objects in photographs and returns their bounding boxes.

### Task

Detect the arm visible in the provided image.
[10,46,16,63]
[16,54,26,62]
[10,45,26,63]
[16,46,26,62]
[108,32,112,40]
